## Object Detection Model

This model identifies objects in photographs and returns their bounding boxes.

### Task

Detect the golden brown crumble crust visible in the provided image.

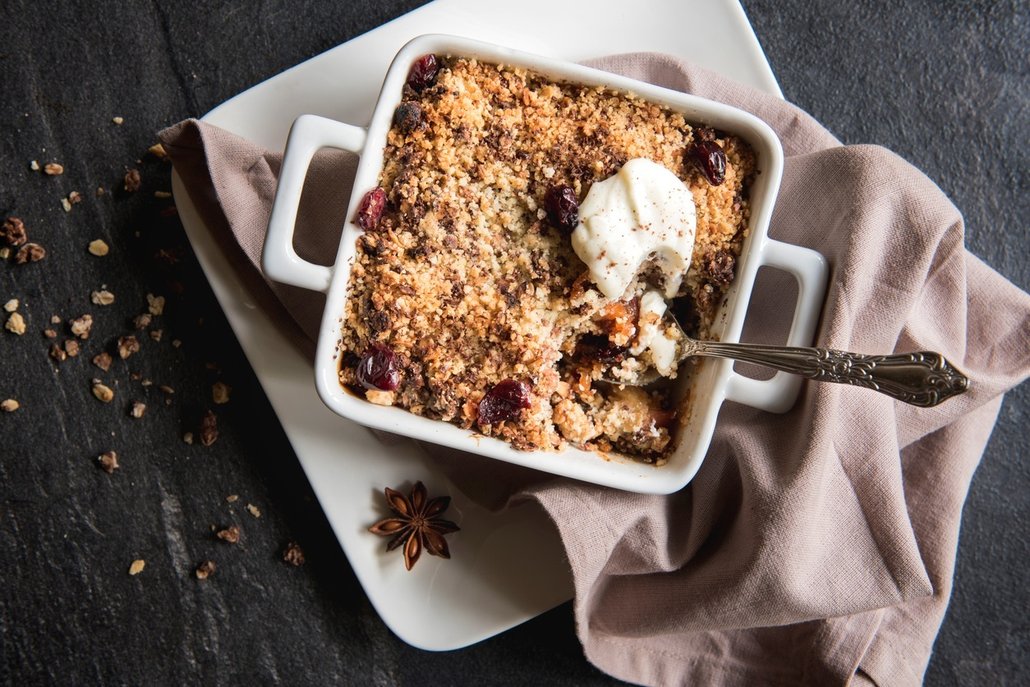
[339,57,755,460]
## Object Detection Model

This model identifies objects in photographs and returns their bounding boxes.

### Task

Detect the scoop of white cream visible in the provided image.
[571,158,696,300]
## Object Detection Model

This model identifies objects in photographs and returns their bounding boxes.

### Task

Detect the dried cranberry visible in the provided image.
[576,334,627,364]
[393,102,423,134]
[356,187,387,231]
[477,379,531,426]
[356,344,400,391]
[545,185,579,232]
[688,139,727,185]
[406,54,439,92]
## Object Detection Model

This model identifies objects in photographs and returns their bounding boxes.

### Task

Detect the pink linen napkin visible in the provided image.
[159,54,1030,686]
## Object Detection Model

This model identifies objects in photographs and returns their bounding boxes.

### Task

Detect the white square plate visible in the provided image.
[172,0,781,651]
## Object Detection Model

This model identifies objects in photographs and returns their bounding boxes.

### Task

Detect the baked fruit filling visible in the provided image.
[338,56,756,463]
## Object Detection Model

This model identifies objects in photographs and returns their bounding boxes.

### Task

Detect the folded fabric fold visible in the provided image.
[159,54,1029,687]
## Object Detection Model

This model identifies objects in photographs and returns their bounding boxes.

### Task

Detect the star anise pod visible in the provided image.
[368,481,459,570]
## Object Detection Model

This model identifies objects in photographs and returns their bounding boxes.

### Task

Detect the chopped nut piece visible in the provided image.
[112,116,124,125]
[194,560,216,580]
[133,312,152,329]
[149,329,163,342]
[148,143,167,159]
[124,169,141,192]
[216,525,240,544]
[246,504,261,518]
[97,450,119,473]
[63,339,80,357]
[92,381,115,403]
[226,494,239,503]
[61,198,72,213]
[87,239,109,257]
[68,191,83,205]
[3,299,18,312]
[182,432,194,445]
[129,401,146,418]
[146,294,165,316]
[1,217,27,247]
[199,410,218,446]
[128,559,145,575]
[0,399,19,412]
[50,315,61,324]
[91,290,115,306]
[49,344,67,362]
[30,160,40,171]
[43,162,64,176]
[69,314,93,339]
[212,382,231,405]
[5,312,26,335]
[282,542,305,567]
[43,328,57,339]
[92,351,112,371]
[154,191,172,199]
[14,243,46,264]
[117,335,140,359]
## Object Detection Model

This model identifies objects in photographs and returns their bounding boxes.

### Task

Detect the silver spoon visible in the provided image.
[607,316,969,408]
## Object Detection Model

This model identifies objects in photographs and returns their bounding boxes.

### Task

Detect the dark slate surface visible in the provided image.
[0,1,1025,684]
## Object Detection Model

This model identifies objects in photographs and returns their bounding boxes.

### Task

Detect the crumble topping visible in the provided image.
[339,57,756,461]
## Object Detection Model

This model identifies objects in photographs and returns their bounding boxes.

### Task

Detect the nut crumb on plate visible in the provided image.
[194,560,216,580]
[128,559,145,575]
[97,450,119,473]
[1,399,19,412]
[5,312,26,335]
[88,239,109,256]
[92,381,115,403]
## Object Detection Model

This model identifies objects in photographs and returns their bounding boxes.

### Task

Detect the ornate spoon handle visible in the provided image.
[686,340,969,407]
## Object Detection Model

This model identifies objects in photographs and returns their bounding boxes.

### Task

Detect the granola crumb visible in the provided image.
[149,329,163,342]
[226,494,238,503]
[92,381,115,403]
[128,559,145,575]
[158,384,174,395]
[14,243,46,264]
[63,339,80,357]
[129,401,146,418]
[282,542,305,567]
[1,217,27,247]
[148,143,168,160]
[124,169,141,193]
[199,410,217,446]
[117,335,140,360]
[5,312,26,335]
[194,560,216,580]
[68,191,82,205]
[133,313,152,329]
[112,116,124,125]
[43,162,64,176]
[171,339,182,348]
[3,299,17,312]
[50,314,61,324]
[92,351,112,371]
[212,382,231,405]
[154,191,172,199]
[91,289,115,306]
[146,294,165,316]
[49,344,67,362]
[0,247,8,259]
[30,160,40,171]
[96,186,105,197]
[61,198,72,213]
[246,503,261,518]
[69,314,93,339]
[43,328,57,339]
[182,432,194,445]
[140,378,153,387]
[88,239,110,257]
[97,450,119,473]
[216,525,240,544]
[0,399,19,412]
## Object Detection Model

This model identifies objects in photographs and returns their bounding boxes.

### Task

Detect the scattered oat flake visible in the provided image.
[246,504,261,518]
[117,335,140,360]
[112,116,124,125]
[216,525,240,544]
[282,542,305,567]
[69,314,93,339]
[93,351,112,371]
[124,169,141,192]
[3,299,18,312]
[194,560,216,580]
[92,381,115,403]
[63,339,80,357]
[91,290,115,306]
[182,432,194,445]
[88,239,109,257]
[61,198,72,213]
[97,450,119,473]
[1,399,19,412]
[128,559,145,575]
[199,410,218,446]
[30,160,40,171]
[14,243,46,264]
[148,143,167,159]
[43,162,64,176]
[146,294,165,315]
[129,401,146,419]
[212,382,231,405]
[154,191,172,199]
[5,312,26,335]
[226,494,239,503]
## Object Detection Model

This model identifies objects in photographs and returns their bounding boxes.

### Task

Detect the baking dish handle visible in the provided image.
[263,114,367,293]
[724,238,829,413]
